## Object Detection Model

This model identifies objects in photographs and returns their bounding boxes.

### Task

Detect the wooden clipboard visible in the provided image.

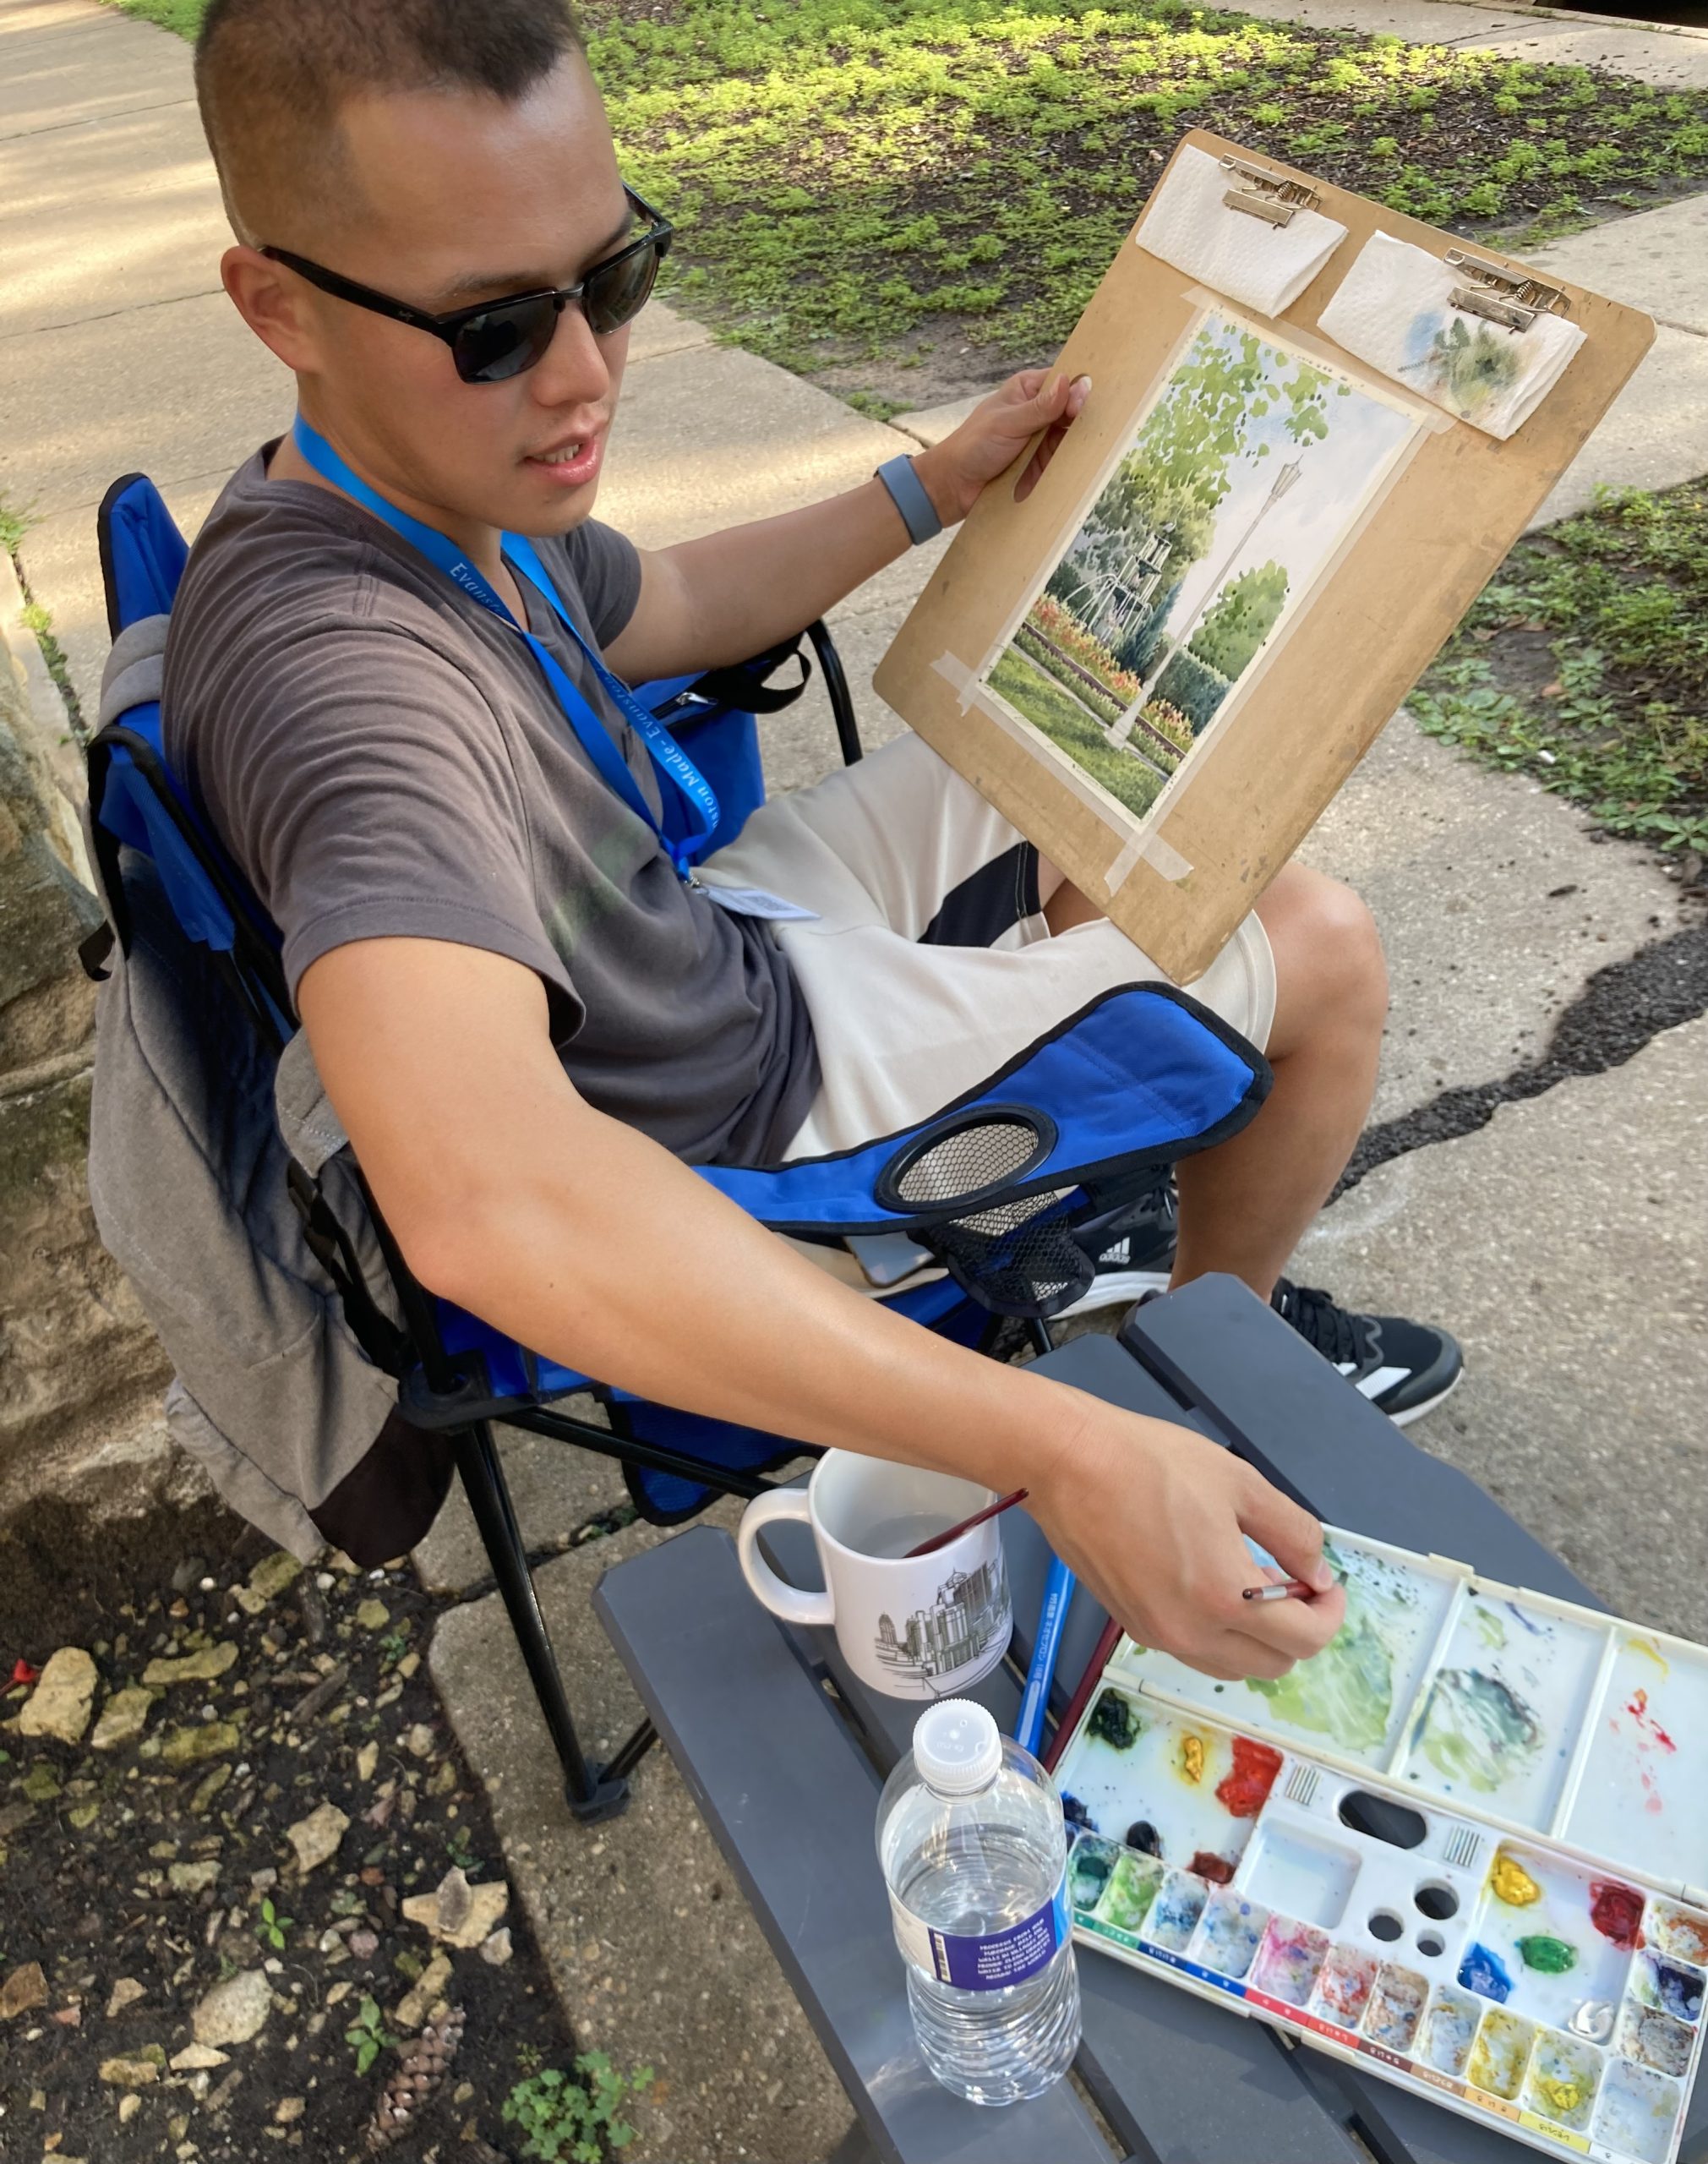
[872,128,1655,984]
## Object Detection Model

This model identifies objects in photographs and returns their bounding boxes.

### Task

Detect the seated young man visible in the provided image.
[167,0,1460,1680]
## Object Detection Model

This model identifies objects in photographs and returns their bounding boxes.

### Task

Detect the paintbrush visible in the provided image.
[1241,1578,1316,1603]
[904,1486,1029,1558]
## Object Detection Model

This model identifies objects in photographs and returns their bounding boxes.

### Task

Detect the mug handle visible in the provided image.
[737,1486,834,1628]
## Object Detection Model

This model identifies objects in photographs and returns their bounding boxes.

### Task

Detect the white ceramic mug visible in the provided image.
[737,1451,1013,1700]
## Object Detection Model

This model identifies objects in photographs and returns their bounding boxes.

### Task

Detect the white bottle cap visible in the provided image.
[913,1699,1002,1795]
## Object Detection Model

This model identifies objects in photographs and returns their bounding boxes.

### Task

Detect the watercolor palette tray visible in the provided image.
[1052,1533,1708,2163]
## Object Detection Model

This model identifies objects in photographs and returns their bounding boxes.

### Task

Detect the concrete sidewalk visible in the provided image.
[3,3,1706,2157]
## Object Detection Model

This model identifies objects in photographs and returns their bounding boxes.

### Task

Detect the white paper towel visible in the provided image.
[1318,231,1585,440]
[1134,145,1347,320]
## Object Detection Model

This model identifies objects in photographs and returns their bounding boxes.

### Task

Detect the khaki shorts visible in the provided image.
[701,730,1276,1161]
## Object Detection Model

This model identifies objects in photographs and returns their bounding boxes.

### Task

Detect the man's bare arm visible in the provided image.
[602,369,1090,686]
[299,937,1346,1676]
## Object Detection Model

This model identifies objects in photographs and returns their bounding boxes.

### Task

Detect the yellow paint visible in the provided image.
[1534,2074,1589,2119]
[1627,1634,1671,1677]
[1180,1734,1205,1784]
[1490,1855,1542,1907]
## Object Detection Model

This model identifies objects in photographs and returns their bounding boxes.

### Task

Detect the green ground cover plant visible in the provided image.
[109,0,1708,400]
[1412,482,1708,866]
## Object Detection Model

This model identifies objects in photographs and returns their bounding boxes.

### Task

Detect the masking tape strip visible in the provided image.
[931,651,1197,896]
[1180,285,1454,435]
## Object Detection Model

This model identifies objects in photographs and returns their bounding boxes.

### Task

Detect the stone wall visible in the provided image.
[0,582,172,1522]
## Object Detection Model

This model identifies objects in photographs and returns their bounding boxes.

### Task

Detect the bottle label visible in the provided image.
[889,1877,1069,1992]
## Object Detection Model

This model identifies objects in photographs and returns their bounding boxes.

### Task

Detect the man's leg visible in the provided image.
[1043,862,1385,1297]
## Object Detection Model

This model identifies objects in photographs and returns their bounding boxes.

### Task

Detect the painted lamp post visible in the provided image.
[1107,455,1303,750]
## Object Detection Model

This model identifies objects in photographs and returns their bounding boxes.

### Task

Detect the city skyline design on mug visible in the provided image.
[874,1551,1011,1686]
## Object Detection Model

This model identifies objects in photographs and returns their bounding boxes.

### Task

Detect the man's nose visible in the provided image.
[530,300,613,409]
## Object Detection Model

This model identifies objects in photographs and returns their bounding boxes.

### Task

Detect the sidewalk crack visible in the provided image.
[1336,912,1708,1195]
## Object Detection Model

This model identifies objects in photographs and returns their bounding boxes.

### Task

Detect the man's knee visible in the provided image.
[1263,866,1388,1032]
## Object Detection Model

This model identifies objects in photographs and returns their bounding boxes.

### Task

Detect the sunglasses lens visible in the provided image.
[584,239,661,336]
[453,296,560,384]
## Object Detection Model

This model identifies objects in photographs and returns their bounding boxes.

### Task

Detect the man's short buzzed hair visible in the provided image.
[195,0,583,247]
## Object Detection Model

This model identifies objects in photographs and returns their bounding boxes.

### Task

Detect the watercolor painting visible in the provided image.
[1564,1633,1708,1892]
[980,310,1420,828]
[1596,2058,1683,2164]
[1131,1538,1458,1768]
[871,1549,1008,1686]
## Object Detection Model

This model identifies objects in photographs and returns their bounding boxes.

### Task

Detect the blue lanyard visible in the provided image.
[290,415,718,880]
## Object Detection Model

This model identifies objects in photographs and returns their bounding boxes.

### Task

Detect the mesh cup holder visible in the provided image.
[876,1107,1093,1318]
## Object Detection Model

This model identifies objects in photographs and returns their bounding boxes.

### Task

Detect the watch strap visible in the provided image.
[874,453,943,544]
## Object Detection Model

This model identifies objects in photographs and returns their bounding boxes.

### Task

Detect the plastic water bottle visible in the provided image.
[876,1698,1081,2105]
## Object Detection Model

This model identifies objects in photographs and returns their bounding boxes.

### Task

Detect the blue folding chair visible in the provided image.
[86,472,1272,1822]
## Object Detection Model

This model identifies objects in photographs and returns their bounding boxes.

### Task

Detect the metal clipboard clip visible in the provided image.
[1220,155,1318,228]
[1444,249,1569,333]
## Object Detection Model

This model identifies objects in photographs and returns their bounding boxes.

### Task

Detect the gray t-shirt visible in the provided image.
[162,448,817,1164]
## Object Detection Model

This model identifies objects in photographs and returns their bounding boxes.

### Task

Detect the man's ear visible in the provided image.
[222,245,323,374]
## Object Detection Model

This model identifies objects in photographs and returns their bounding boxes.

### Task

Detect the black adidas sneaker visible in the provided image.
[1270,1276,1463,1427]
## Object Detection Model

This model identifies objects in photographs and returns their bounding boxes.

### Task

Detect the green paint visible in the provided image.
[1088,1690,1143,1752]
[1473,1604,1508,1652]
[1416,1669,1541,1793]
[1517,1935,1578,1975]
[1247,1560,1394,1753]
[1095,1851,1162,1935]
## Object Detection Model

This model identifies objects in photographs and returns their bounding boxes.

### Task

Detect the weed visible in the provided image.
[344,1992,397,2078]
[1413,481,1708,863]
[503,2052,656,2163]
[254,1895,294,1952]
[0,496,35,556]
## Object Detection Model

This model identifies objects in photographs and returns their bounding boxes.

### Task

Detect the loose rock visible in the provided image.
[285,1801,349,1875]
[354,1598,390,1631]
[192,1970,273,2047]
[276,2096,306,2123]
[1,1963,49,2019]
[479,1927,513,1967]
[403,1723,435,1759]
[161,1721,241,1767]
[394,1950,454,2031]
[98,2047,165,2088]
[106,1978,147,2019]
[90,1686,156,1753]
[143,1642,238,1687]
[401,1867,507,1950]
[18,1648,98,1746]
[169,2042,229,2071]
[167,1861,220,1895]
[355,1740,379,1782]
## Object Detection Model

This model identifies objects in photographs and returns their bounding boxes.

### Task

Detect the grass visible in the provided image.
[104,0,1708,395]
[989,645,1166,817]
[1411,482,1708,866]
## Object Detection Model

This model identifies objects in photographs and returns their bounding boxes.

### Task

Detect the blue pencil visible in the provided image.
[1016,1555,1076,1757]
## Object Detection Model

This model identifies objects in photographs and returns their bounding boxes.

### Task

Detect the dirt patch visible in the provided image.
[0,1495,591,2161]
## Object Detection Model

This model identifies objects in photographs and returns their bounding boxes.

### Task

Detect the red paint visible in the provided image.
[1214,1736,1284,1819]
[1626,1687,1677,1753]
[1589,1880,1645,1949]
[9,1659,37,1686]
[1189,1850,1236,1885]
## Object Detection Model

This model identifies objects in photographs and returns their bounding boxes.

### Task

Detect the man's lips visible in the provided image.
[524,423,607,484]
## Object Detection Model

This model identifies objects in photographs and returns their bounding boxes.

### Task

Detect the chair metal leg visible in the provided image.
[451,1421,632,1824]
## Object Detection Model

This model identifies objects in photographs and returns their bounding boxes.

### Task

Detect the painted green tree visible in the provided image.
[1187,559,1291,681]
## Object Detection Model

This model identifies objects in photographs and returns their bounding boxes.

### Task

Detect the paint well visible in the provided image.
[1310,1945,1378,2031]
[1363,1963,1428,2052]
[1401,1592,1603,1828]
[1094,1850,1163,1937]
[1566,1634,1708,1891]
[1594,2057,1682,2164]
[1421,1986,1482,2075]
[1467,2007,1537,2100]
[1141,1869,1208,1954]
[1617,2001,1694,2077]
[1192,1888,1269,1980]
[1068,1832,1121,1915]
[1523,2030,1603,2132]
[1633,1948,1704,2025]
[1250,1917,1331,2007]
[1240,1825,1360,1931]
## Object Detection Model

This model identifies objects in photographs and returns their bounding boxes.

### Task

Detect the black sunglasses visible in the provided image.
[260,186,673,385]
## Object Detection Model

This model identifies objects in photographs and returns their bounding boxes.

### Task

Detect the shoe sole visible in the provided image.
[1383,1366,1464,1429]
[1058,1268,1171,1319]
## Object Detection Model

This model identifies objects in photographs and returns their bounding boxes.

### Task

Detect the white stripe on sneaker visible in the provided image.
[1355,1364,1411,1402]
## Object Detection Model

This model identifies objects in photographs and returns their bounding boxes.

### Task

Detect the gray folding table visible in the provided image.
[594,1272,1708,2164]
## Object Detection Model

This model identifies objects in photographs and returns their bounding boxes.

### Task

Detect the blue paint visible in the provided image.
[1460,1942,1514,2003]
